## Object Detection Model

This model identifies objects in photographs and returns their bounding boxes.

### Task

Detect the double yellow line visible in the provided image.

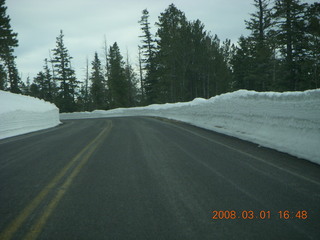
[0,120,113,240]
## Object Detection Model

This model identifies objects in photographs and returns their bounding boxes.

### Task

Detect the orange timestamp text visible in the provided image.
[211,210,308,220]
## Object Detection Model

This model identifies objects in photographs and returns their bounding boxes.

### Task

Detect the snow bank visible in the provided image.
[60,89,320,164]
[0,90,60,139]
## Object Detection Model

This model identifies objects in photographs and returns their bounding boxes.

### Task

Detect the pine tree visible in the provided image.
[155,4,189,103]
[43,58,56,102]
[304,2,320,89]
[107,42,129,108]
[215,38,233,94]
[29,82,40,98]
[231,36,256,90]
[0,0,20,93]
[138,9,156,104]
[31,59,56,102]
[0,63,6,90]
[51,30,78,112]
[246,0,274,45]
[187,19,209,99]
[5,55,20,93]
[154,4,232,102]
[146,4,233,102]
[245,0,275,91]
[32,71,46,99]
[90,52,105,110]
[274,0,307,90]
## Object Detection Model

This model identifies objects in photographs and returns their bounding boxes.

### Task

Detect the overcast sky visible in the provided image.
[6,0,315,82]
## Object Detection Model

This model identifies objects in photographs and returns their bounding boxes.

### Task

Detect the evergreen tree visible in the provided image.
[0,0,20,93]
[43,58,56,102]
[245,0,275,90]
[154,4,233,102]
[215,38,234,94]
[186,19,208,99]
[138,9,157,104]
[90,52,105,109]
[32,71,45,99]
[31,59,56,102]
[274,0,307,90]
[107,42,129,108]
[51,30,78,112]
[155,4,189,103]
[0,63,6,90]
[29,82,40,98]
[231,36,256,90]
[143,4,234,102]
[188,20,231,99]
[246,0,274,44]
[304,2,320,89]
[7,57,21,93]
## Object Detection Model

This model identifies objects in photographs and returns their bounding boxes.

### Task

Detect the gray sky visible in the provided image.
[6,0,315,82]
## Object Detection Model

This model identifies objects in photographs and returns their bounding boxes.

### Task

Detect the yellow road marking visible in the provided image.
[0,120,112,240]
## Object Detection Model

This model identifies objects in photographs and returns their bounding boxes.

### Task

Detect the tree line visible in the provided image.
[26,31,139,112]
[232,0,319,92]
[139,0,319,104]
[1,0,319,112]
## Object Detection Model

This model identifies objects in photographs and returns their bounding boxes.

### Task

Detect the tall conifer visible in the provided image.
[107,42,129,108]
[274,0,307,90]
[51,30,78,112]
[245,0,274,90]
[0,0,20,92]
[138,9,156,104]
[90,52,105,109]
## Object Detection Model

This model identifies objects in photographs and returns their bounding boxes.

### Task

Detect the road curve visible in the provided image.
[0,117,319,239]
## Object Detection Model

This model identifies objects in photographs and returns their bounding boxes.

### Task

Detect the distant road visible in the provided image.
[0,117,319,240]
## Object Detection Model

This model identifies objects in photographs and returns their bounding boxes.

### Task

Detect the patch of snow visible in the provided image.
[0,90,60,139]
[61,89,320,165]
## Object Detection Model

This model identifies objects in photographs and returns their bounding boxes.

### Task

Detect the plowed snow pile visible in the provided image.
[61,89,320,164]
[0,90,60,139]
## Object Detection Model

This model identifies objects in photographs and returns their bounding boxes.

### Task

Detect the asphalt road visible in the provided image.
[0,117,319,240]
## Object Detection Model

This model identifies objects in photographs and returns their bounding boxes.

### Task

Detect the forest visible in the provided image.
[0,0,319,112]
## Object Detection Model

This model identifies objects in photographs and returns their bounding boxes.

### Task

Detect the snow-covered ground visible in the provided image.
[61,89,320,165]
[0,90,60,140]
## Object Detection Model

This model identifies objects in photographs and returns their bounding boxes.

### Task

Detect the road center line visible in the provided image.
[0,120,112,240]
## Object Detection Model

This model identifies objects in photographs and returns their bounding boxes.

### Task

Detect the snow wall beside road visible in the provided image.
[60,89,320,165]
[0,90,60,139]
